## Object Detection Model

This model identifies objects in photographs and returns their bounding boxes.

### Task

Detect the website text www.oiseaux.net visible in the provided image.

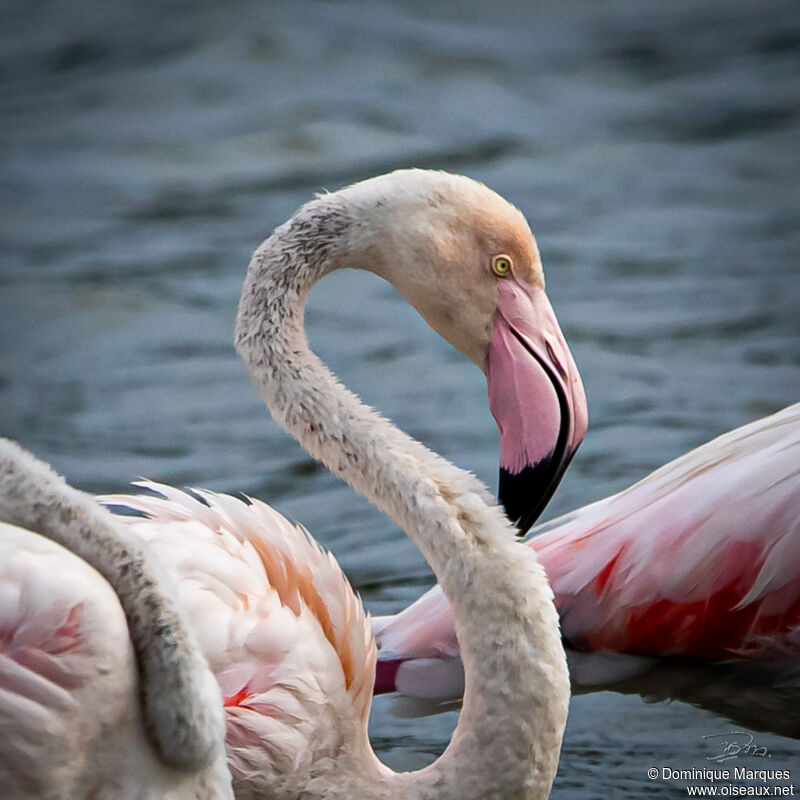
[647,767,794,797]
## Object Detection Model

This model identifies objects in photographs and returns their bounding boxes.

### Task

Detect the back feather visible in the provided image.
[102,484,376,796]
[535,403,800,659]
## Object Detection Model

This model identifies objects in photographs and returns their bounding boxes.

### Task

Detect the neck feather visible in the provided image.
[235,202,569,800]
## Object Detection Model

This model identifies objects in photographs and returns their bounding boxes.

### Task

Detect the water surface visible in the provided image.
[1,0,799,795]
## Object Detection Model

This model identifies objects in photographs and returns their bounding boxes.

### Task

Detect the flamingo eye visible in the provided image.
[491,254,513,277]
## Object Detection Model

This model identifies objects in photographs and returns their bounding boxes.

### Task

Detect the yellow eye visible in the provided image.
[492,254,513,277]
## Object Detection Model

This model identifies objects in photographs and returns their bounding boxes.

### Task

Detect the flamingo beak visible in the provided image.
[485,280,588,535]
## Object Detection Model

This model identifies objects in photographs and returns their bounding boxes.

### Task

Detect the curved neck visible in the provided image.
[235,204,569,800]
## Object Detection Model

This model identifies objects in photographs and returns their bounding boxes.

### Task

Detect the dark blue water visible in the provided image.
[1,1,798,795]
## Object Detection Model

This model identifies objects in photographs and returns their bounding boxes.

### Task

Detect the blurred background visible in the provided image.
[1,0,798,796]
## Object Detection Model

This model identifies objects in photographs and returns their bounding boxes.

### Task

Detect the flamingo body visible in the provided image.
[374,404,800,697]
[0,521,232,799]
[103,484,377,800]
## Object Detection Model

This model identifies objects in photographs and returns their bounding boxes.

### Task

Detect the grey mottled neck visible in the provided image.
[235,199,569,799]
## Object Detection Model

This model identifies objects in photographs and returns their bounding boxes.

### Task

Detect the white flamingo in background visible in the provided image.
[4,170,589,799]
[372,403,800,699]
[0,440,233,799]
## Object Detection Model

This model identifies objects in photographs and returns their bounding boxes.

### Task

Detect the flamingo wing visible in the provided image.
[374,404,800,696]
[536,403,800,660]
[103,482,376,797]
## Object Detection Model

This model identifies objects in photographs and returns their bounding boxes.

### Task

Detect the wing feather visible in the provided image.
[534,405,800,658]
[0,524,136,797]
[103,484,377,786]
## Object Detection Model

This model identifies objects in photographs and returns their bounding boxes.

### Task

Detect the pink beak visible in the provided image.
[484,280,588,534]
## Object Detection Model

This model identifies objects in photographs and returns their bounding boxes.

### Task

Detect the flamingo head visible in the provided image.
[323,169,588,532]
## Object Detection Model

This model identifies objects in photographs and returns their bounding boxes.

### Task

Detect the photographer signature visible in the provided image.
[704,732,771,763]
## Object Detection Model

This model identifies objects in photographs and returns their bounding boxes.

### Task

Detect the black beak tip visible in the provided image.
[499,462,556,537]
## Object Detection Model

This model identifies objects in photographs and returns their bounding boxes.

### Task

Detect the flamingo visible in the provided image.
[372,403,800,699]
[0,439,233,798]
[3,169,589,799]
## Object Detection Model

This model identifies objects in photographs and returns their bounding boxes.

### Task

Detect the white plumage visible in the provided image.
[104,483,377,800]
